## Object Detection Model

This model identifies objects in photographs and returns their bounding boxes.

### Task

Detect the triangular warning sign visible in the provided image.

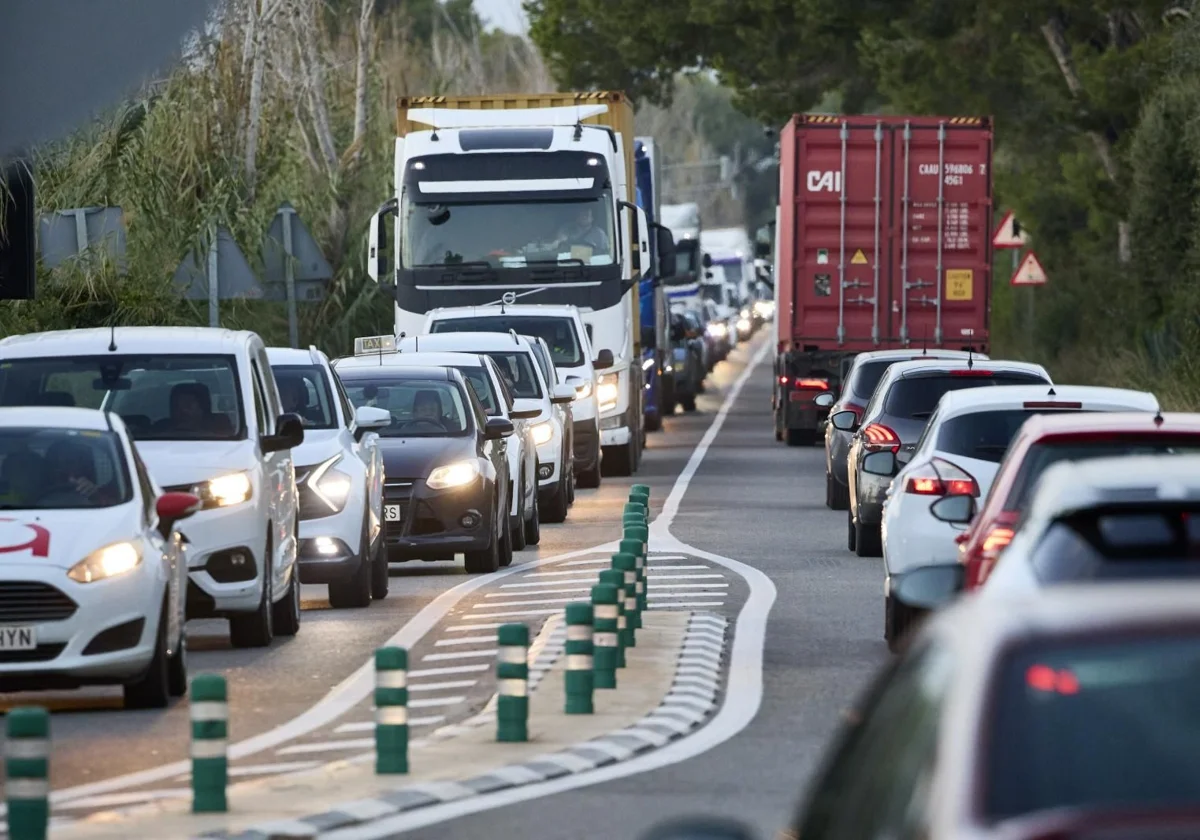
[851,249,868,265]
[1010,251,1047,286]
[993,210,1028,249]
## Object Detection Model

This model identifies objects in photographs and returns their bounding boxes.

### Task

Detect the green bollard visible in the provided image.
[564,602,595,714]
[6,707,49,840]
[375,647,409,774]
[624,501,647,518]
[598,570,628,666]
[631,483,650,498]
[496,624,529,742]
[625,523,650,608]
[613,552,641,633]
[591,583,620,689]
[190,674,228,813]
[620,537,648,613]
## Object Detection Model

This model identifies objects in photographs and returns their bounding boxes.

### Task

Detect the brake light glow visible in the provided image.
[844,402,866,420]
[950,369,994,376]
[795,378,829,389]
[982,526,1014,555]
[904,457,980,496]
[1026,664,1080,695]
[862,423,899,448]
[779,376,788,385]
[1024,401,1082,409]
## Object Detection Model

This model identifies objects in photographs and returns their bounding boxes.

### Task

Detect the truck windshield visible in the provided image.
[718,262,744,287]
[401,194,617,269]
[674,242,698,275]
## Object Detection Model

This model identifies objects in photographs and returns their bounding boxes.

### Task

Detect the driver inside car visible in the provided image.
[554,205,609,254]
[410,389,446,430]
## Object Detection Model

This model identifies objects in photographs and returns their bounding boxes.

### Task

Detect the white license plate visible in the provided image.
[384,504,404,522]
[0,626,36,651]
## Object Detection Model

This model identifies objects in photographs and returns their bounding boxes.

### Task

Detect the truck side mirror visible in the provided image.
[702,252,713,269]
[653,223,677,279]
[368,197,398,286]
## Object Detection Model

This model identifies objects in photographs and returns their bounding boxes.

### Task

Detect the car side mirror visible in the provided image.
[829,410,858,432]
[639,816,758,840]
[593,349,615,370]
[892,564,965,611]
[929,494,976,525]
[485,417,514,439]
[263,413,305,453]
[861,450,897,476]
[155,492,201,538]
[813,392,835,408]
[353,405,391,441]
[551,384,577,405]
[510,407,540,420]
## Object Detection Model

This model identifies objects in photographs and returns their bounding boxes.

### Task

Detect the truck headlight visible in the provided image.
[707,322,727,338]
[427,460,480,490]
[68,541,142,583]
[307,455,352,513]
[193,472,252,508]
[597,373,620,412]
[531,421,554,446]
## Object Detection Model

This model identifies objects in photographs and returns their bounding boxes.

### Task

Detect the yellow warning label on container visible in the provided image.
[851,249,868,265]
[945,269,973,301]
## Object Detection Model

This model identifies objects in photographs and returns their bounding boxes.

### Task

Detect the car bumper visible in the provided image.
[174,503,268,618]
[296,495,368,585]
[0,563,163,689]
[573,419,600,472]
[382,478,496,561]
[536,426,564,490]
[882,497,964,577]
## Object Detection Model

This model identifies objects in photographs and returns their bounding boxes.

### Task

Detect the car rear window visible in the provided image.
[936,409,1093,464]
[1006,436,1200,509]
[986,632,1200,819]
[882,372,1048,420]
[848,361,896,401]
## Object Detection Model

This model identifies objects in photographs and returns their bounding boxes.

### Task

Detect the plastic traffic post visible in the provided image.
[598,569,628,666]
[613,552,640,634]
[591,583,620,689]
[5,707,49,840]
[564,602,595,714]
[631,483,650,499]
[624,501,647,521]
[496,624,529,742]
[190,674,228,813]
[619,537,648,613]
[375,647,409,774]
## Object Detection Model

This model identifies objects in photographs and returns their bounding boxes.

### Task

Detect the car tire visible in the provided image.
[167,625,188,698]
[855,519,883,558]
[577,445,602,489]
[124,604,172,710]
[523,490,541,546]
[886,594,915,653]
[273,564,302,634]
[567,467,576,505]
[230,533,274,649]
[511,480,528,552]
[786,429,814,447]
[847,508,857,552]
[464,504,501,574]
[681,394,697,413]
[645,407,662,432]
[498,508,514,568]
[329,521,372,609]
[371,532,389,600]
[827,473,850,511]
[604,445,634,476]
[541,478,569,524]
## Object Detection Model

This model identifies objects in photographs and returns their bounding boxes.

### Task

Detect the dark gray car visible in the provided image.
[819,349,989,511]
[835,359,1052,558]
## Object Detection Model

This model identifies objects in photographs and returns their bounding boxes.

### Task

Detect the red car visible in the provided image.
[958,411,1200,589]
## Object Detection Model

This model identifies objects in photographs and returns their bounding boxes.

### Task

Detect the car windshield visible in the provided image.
[429,316,583,366]
[0,427,132,510]
[271,364,336,429]
[987,633,1200,819]
[476,352,542,399]
[0,355,244,441]
[883,372,1048,420]
[1007,437,1200,509]
[339,377,470,437]
[936,409,1096,463]
[451,366,499,416]
[401,194,616,268]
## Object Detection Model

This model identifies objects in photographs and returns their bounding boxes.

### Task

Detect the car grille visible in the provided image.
[0,644,66,664]
[384,480,415,533]
[0,582,78,623]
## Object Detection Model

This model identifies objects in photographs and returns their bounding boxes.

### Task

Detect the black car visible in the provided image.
[670,310,705,412]
[335,364,514,574]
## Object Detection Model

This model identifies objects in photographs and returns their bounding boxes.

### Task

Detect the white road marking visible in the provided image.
[501,575,599,585]
[650,583,730,590]
[444,623,504,632]
[649,592,731,599]
[408,664,489,678]
[325,338,778,837]
[463,607,562,619]
[408,696,466,709]
[472,596,575,608]
[645,565,711,571]
[422,650,498,662]
[276,738,374,756]
[649,602,725,608]
[408,680,476,692]
[229,762,321,778]
[483,588,590,598]
[51,790,192,811]
[559,557,613,567]
[334,716,444,734]
[433,636,497,646]
[647,574,724,580]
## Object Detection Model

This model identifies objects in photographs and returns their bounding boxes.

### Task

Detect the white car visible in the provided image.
[267,346,391,609]
[334,344,541,549]
[979,453,1200,600]
[422,304,605,488]
[392,332,577,522]
[0,327,305,648]
[0,407,199,708]
[874,384,1159,647]
[524,333,576,499]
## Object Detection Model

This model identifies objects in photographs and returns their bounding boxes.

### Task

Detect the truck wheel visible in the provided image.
[681,394,697,412]
[786,429,815,447]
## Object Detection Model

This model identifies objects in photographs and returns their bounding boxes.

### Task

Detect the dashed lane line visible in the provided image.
[421,650,499,662]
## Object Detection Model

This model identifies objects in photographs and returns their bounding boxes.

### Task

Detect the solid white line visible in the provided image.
[408,696,466,709]
[648,574,724,580]
[483,588,590,598]
[324,338,778,838]
[433,636,496,646]
[559,558,612,567]
[649,592,730,599]
[649,601,725,608]
[276,738,374,756]
[422,650,497,662]
[408,680,476,692]
[502,573,599,584]
[408,664,489,678]
[465,608,562,619]
[229,762,321,778]
[646,565,710,571]
[646,555,690,561]
[444,623,504,633]
[334,716,444,734]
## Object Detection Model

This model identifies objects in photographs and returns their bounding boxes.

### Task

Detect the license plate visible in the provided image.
[0,626,36,651]
[384,504,404,522]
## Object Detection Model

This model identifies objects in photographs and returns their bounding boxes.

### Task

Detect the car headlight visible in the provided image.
[707,322,727,337]
[740,308,750,319]
[738,317,752,331]
[575,381,593,400]
[193,472,252,508]
[597,373,620,412]
[530,420,554,446]
[307,455,352,513]
[68,541,142,583]
[426,459,481,490]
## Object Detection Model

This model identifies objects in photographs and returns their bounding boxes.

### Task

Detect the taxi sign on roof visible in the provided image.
[354,334,397,355]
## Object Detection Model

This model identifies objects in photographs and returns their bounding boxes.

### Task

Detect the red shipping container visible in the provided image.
[776,115,994,355]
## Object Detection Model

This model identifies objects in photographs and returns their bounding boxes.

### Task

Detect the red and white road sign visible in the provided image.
[1010,251,1047,286]
[993,211,1028,249]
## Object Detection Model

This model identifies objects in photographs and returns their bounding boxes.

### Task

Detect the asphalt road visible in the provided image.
[396,332,890,840]
[0,336,757,804]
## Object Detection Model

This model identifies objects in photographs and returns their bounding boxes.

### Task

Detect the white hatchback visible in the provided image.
[0,407,201,708]
[0,327,306,649]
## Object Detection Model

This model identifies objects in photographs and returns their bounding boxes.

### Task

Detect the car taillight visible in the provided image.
[903,457,980,496]
[949,369,994,376]
[862,422,899,449]
[982,526,1014,555]
[794,378,829,389]
[778,375,788,385]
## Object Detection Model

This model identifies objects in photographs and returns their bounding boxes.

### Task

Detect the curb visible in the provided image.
[203,611,728,840]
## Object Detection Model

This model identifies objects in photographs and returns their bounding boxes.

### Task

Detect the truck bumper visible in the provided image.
[785,396,827,431]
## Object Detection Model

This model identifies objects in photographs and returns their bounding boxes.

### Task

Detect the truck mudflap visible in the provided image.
[776,349,851,432]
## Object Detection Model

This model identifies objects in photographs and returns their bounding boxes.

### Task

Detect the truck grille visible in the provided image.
[0,582,78,622]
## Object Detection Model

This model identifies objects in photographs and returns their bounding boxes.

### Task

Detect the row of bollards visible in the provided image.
[1,485,653,835]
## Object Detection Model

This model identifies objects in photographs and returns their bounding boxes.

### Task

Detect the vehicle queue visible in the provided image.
[0,294,769,710]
